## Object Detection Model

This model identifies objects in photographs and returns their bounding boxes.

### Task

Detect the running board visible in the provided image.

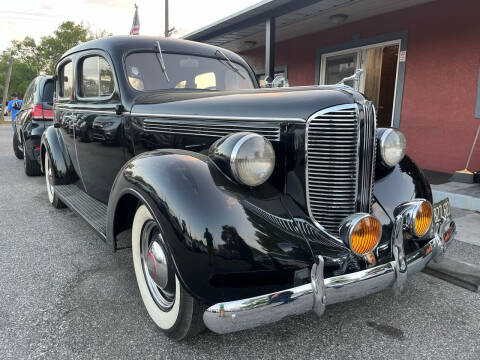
[54,184,107,241]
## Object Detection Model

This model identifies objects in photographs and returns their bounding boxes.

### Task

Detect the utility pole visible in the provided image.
[164,0,175,37]
[0,54,13,123]
[164,0,169,37]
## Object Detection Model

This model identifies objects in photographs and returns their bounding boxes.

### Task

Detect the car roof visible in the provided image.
[60,36,245,64]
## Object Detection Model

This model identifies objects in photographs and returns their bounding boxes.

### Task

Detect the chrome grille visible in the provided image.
[143,119,281,141]
[306,103,376,234]
[358,103,377,212]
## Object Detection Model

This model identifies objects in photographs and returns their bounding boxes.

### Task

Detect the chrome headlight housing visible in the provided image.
[394,200,433,238]
[377,128,406,167]
[209,132,275,187]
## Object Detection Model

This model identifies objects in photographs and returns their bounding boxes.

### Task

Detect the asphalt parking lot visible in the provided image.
[0,125,479,360]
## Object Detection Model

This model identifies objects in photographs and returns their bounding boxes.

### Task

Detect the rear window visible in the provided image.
[42,80,54,103]
[125,52,254,91]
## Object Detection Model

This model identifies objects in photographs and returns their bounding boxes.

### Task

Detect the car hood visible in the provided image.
[130,86,362,121]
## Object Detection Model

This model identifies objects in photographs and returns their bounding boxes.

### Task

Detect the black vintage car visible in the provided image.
[41,36,455,340]
[13,75,54,175]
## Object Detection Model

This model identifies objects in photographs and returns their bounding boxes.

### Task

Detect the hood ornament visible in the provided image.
[336,68,364,90]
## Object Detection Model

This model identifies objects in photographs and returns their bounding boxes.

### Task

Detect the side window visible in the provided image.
[59,61,73,99]
[82,57,99,97]
[79,55,114,98]
[42,80,54,104]
[100,57,114,96]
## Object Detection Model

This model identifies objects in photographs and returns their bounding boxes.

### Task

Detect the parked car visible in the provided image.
[13,75,54,175]
[41,36,455,340]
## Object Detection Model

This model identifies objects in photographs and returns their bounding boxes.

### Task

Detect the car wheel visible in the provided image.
[132,205,205,340]
[12,133,23,159]
[44,153,65,208]
[23,143,42,176]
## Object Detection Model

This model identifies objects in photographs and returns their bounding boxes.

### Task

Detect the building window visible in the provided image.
[320,41,400,127]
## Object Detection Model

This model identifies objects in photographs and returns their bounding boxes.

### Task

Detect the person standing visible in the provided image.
[7,93,22,131]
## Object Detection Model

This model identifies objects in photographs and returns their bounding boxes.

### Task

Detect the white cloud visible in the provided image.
[0,0,262,52]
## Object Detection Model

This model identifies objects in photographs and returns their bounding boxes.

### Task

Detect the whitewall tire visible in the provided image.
[44,153,65,209]
[132,205,205,340]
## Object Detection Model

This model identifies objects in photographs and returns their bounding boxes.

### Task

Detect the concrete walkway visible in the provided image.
[451,207,480,247]
[432,181,480,211]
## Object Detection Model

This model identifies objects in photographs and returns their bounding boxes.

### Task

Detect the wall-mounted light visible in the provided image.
[329,14,349,25]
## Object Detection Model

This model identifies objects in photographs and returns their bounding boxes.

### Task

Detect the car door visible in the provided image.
[72,52,126,204]
[16,79,36,143]
[55,59,84,189]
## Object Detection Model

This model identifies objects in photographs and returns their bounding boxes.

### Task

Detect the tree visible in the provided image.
[0,60,36,98]
[37,21,92,75]
[10,37,43,75]
[0,21,110,98]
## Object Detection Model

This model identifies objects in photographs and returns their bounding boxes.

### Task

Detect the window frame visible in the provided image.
[315,31,408,128]
[319,40,401,127]
[122,49,257,93]
[76,51,118,102]
[57,59,74,102]
[475,66,480,119]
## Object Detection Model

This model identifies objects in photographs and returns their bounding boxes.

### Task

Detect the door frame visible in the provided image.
[315,30,408,128]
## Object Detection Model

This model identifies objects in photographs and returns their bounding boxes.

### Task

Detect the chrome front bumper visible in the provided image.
[203,217,456,334]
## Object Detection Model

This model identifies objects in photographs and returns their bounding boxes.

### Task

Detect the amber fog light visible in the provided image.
[414,201,432,237]
[339,214,382,256]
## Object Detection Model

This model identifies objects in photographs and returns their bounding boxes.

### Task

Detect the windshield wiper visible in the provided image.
[155,41,170,82]
[215,49,245,80]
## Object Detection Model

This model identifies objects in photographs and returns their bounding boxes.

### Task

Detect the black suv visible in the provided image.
[13,75,54,175]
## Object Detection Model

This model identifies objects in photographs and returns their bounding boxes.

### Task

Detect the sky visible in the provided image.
[0,0,263,52]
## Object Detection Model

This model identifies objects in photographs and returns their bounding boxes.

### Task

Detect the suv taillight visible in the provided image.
[31,104,54,121]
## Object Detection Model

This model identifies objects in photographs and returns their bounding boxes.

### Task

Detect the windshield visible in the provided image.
[125,52,255,91]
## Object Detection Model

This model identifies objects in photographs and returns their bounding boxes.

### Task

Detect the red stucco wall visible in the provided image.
[240,0,480,173]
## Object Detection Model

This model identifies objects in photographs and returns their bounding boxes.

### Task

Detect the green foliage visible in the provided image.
[0,21,110,98]
[37,21,93,75]
[0,60,36,98]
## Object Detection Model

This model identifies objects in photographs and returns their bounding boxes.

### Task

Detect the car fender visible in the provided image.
[374,155,433,220]
[107,149,315,305]
[40,126,77,184]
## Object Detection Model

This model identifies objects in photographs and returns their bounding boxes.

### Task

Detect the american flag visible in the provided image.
[130,4,140,35]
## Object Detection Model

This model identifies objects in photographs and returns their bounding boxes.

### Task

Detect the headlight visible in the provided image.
[378,128,406,167]
[209,132,275,187]
[413,201,433,237]
[230,133,275,186]
[394,199,433,238]
[339,213,382,256]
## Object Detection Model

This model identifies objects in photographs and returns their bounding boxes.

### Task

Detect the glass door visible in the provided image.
[320,42,400,127]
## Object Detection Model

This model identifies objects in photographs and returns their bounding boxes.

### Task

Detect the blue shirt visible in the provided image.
[7,99,22,121]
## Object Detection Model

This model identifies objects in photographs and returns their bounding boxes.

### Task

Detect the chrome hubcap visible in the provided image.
[146,241,169,289]
[141,220,175,310]
[46,157,54,198]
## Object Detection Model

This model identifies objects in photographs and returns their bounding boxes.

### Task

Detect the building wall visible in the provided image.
[240,0,480,173]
